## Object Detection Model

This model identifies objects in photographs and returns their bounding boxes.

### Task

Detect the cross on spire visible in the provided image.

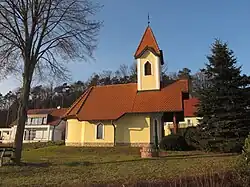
[147,13,150,26]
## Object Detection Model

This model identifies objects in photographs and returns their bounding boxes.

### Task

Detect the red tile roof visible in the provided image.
[50,108,68,118]
[28,108,68,126]
[27,108,55,115]
[184,98,199,117]
[64,80,189,121]
[134,26,161,58]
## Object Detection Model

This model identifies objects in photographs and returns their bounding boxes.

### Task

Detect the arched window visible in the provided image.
[96,123,104,139]
[144,61,152,76]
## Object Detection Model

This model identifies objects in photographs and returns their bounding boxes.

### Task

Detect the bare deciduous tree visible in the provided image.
[0,0,102,164]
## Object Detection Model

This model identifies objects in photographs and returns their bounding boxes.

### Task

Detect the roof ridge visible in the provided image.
[134,26,150,57]
[64,87,93,117]
[75,86,93,116]
[149,26,160,52]
[95,83,137,88]
[131,91,138,113]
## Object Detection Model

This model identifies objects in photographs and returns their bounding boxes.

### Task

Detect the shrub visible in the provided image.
[233,158,250,187]
[218,139,243,153]
[242,133,250,164]
[191,136,244,153]
[159,134,189,151]
[183,127,201,150]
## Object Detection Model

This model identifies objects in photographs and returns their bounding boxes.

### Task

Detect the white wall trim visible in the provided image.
[20,125,50,128]
[155,56,160,90]
[137,59,141,91]
[65,122,68,140]
[47,125,50,141]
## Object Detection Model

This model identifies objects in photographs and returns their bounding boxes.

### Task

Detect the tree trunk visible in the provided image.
[13,70,32,165]
[173,113,178,134]
[5,107,10,127]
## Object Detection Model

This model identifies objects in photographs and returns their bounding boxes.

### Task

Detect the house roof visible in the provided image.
[134,26,161,59]
[184,98,199,117]
[26,108,67,126]
[64,80,189,121]
[27,108,55,115]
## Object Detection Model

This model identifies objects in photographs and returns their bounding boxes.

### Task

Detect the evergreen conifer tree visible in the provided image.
[197,39,250,142]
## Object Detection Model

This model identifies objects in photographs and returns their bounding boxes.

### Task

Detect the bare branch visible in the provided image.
[0,0,102,79]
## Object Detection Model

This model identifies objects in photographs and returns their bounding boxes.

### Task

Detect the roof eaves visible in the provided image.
[134,46,161,59]
[63,115,80,121]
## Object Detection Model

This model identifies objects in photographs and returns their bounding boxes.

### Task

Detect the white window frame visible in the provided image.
[95,122,104,140]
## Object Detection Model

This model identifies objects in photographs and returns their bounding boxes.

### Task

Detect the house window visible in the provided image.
[29,130,36,140]
[23,131,27,140]
[37,118,43,125]
[144,61,152,76]
[27,118,31,125]
[96,123,104,139]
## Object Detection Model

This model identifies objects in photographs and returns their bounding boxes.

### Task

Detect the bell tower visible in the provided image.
[134,26,164,91]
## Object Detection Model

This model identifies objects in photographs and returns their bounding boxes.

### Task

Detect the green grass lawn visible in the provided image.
[0,144,239,187]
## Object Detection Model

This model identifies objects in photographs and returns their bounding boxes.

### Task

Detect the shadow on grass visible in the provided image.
[164,152,238,158]
[64,161,92,167]
[93,152,238,165]
[0,162,52,168]
[59,153,238,167]
[3,153,237,168]
[21,162,53,167]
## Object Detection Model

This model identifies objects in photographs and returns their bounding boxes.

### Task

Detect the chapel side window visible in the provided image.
[144,61,152,76]
[96,123,104,139]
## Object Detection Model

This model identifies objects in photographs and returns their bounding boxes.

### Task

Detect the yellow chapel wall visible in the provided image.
[82,121,114,146]
[65,119,84,146]
[138,51,160,91]
[115,113,151,146]
[66,113,163,147]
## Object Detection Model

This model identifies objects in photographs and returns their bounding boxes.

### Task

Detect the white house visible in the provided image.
[164,98,201,135]
[0,108,67,144]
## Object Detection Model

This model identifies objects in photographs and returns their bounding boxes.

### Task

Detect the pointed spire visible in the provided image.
[134,26,161,58]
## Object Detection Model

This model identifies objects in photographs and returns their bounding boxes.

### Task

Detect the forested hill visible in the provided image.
[0,64,203,128]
